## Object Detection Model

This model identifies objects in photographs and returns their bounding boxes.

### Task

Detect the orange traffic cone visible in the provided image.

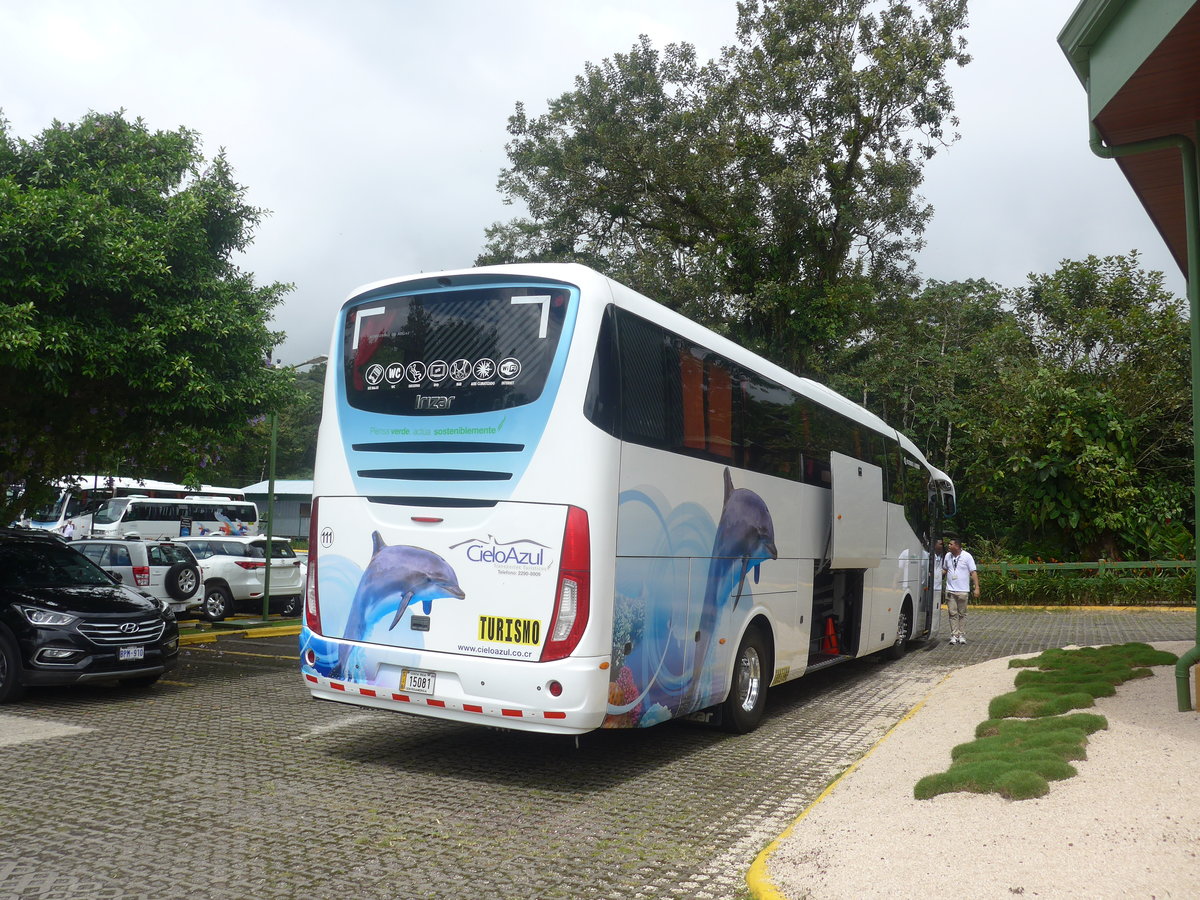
[822,616,840,655]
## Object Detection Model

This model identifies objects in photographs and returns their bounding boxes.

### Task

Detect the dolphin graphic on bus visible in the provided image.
[331,533,465,679]
[689,468,778,706]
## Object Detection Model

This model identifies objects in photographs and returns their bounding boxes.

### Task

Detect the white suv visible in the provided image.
[176,536,304,622]
[72,538,203,615]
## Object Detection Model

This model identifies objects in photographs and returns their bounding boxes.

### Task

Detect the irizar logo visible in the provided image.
[451,535,554,573]
[416,394,454,410]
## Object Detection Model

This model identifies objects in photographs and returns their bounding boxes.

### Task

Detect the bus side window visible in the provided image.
[614,310,682,451]
[704,358,735,460]
[583,305,619,436]
[680,350,706,451]
[742,371,798,481]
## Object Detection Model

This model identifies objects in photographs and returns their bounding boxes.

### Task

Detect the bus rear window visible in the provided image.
[343,285,571,416]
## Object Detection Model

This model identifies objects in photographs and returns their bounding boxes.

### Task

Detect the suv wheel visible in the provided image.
[278,595,301,618]
[0,630,28,704]
[166,562,201,601]
[200,584,233,622]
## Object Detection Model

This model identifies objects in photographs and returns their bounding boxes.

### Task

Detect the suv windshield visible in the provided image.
[343,284,571,416]
[0,541,113,588]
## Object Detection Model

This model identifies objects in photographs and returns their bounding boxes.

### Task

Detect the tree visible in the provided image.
[203,363,325,487]
[479,0,970,373]
[989,254,1193,559]
[0,111,293,520]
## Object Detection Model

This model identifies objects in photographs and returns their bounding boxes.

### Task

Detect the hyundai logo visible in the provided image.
[119,622,139,634]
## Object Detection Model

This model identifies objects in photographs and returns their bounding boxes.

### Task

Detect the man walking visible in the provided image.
[942,538,979,645]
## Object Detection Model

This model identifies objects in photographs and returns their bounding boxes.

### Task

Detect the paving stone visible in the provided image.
[0,609,1193,899]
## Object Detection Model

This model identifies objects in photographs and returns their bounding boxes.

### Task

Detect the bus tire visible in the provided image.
[886,604,911,660]
[721,626,769,734]
[165,562,201,601]
[200,584,233,622]
[0,629,28,704]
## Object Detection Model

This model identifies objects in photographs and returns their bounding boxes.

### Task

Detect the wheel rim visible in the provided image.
[735,646,762,713]
[180,570,199,594]
[205,592,224,617]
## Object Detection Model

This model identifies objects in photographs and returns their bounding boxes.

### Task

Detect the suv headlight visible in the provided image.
[20,607,78,627]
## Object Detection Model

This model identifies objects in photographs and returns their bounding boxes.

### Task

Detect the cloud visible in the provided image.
[1,0,1183,365]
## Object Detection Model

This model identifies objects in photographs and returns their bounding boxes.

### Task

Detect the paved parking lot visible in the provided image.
[0,607,1194,900]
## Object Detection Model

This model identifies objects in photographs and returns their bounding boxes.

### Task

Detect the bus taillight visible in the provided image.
[305,498,321,633]
[541,506,590,662]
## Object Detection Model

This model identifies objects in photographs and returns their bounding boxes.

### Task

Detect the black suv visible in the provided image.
[0,528,180,703]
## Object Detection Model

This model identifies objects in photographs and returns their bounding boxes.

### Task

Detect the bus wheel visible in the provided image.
[886,606,910,660]
[721,626,769,734]
[200,584,233,622]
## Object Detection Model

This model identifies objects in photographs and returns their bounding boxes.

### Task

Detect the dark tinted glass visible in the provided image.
[343,285,570,416]
[588,305,904,488]
[0,542,113,588]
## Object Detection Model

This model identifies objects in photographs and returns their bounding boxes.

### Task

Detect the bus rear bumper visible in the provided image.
[299,628,611,735]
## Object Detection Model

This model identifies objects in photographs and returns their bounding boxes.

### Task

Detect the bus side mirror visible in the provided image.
[941,491,957,518]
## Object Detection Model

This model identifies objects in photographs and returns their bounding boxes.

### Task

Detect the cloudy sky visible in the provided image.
[2,0,1185,365]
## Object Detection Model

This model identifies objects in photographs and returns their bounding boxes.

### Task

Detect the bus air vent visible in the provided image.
[366,496,499,509]
[352,441,525,454]
[358,468,512,482]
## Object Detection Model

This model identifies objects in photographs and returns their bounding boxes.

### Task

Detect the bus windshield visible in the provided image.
[342,285,571,416]
[92,498,130,525]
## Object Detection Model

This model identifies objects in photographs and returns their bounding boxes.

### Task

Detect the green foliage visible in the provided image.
[0,111,292,518]
[982,254,1190,559]
[827,278,1029,468]
[202,363,325,486]
[1008,642,1178,671]
[481,0,970,373]
[915,644,1175,802]
[978,565,1195,607]
[834,252,1190,561]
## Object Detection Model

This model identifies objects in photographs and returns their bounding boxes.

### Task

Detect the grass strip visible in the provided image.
[914,642,1177,801]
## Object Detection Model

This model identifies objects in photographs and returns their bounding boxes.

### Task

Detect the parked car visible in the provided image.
[73,538,203,615]
[0,527,180,703]
[176,536,304,621]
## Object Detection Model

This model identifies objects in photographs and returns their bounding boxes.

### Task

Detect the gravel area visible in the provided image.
[763,641,1200,900]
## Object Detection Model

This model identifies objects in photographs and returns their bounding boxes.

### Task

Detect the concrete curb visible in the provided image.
[744,672,951,900]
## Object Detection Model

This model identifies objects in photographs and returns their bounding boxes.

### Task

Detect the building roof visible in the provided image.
[1059,0,1200,276]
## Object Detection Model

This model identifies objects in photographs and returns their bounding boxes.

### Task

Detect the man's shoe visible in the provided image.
[959,636,967,645]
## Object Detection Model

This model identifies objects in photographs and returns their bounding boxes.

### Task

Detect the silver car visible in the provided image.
[72,538,203,615]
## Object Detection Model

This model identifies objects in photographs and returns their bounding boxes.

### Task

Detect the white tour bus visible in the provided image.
[77,496,260,540]
[301,263,955,735]
[28,476,247,533]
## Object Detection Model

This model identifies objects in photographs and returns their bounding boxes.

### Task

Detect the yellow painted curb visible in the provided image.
[178,625,301,644]
[745,672,952,900]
